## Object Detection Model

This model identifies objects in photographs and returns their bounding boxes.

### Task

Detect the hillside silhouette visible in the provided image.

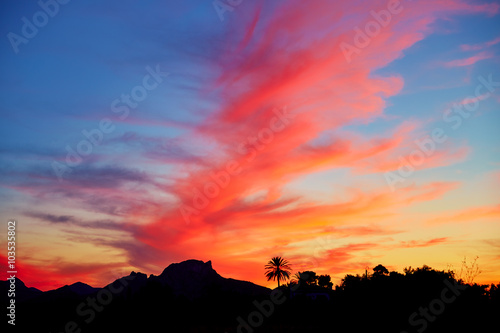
[2,259,499,332]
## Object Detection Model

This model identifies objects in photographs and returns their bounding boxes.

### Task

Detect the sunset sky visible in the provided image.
[1,0,499,291]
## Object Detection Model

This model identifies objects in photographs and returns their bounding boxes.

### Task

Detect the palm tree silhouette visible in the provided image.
[265,256,292,288]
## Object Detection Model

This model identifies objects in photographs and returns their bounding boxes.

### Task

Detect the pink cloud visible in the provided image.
[460,36,500,51]
[444,51,493,67]
[458,93,491,106]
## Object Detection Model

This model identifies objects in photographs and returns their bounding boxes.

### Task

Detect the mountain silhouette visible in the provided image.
[47,281,100,298]
[2,260,499,332]
[66,281,100,296]
[1,259,269,303]
[1,259,273,332]
[150,259,270,299]
[0,277,42,302]
[102,270,149,299]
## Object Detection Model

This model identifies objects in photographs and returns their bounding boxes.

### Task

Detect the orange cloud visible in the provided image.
[398,237,449,248]
[427,204,500,225]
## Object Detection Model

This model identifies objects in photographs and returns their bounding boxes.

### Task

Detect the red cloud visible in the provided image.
[0,254,126,291]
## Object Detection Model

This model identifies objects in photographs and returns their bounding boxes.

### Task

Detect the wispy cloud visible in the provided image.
[444,51,493,67]
[398,237,449,248]
[460,36,500,51]
[24,211,125,230]
[427,204,500,225]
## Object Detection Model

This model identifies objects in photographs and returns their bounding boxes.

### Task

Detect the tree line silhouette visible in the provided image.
[262,256,499,332]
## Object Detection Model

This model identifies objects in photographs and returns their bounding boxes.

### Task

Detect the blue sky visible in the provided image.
[0,0,499,290]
